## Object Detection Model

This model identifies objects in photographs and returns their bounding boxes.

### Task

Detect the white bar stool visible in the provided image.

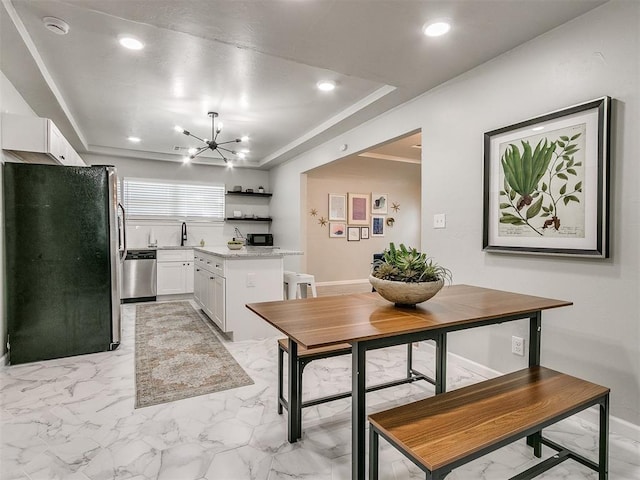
[283,271,317,299]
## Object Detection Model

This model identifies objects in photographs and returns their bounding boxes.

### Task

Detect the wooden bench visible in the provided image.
[368,366,610,480]
[278,338,436,435]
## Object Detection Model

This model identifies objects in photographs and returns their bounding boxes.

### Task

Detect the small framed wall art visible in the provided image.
[371,193,388,214]
[328,194,347,221]
[483,96,611,257]
[360,227,370,239]
[329,222,346,238]
[348,193,370,225]
[371,215,385,237]
[347,227,360,241]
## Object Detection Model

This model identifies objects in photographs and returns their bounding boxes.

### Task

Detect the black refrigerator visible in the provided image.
[4,163,125,364]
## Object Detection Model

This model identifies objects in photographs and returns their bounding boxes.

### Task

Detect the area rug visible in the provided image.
[135,301,253,408]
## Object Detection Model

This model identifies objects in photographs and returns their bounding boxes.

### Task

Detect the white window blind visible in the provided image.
[122,178,225,220]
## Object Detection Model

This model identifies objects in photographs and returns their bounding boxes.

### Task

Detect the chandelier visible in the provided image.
[175,112,246,164]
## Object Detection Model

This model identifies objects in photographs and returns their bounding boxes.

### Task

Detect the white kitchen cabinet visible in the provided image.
[156,249,194,295]
[1,113,86,166]
[213,275,225,328]
[194,252,226,331]
[193,248,283,340]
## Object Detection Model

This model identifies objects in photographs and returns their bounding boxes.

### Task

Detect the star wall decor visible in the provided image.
[318,217,327,226]
[391,202,401,212]
[310,208,318,216]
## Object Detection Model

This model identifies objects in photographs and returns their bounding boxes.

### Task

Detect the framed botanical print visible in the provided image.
[483,96,611,258]
[348,193,370,225]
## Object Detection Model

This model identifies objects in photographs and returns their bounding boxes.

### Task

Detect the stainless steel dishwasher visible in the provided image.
[122,249,157,303]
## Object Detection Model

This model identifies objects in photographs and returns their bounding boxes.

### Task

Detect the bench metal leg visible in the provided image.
[369,427,379,480]
[406,343,413,379]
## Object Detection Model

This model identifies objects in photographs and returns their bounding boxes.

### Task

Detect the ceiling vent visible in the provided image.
[42,17,70,35]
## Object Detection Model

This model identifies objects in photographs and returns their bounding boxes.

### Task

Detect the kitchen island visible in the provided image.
[193,247,302,341]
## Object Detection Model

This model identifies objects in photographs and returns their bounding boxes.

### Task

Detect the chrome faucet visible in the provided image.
[181,222,187,246]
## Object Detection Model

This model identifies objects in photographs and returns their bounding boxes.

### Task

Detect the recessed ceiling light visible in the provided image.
[240,135,249,142]
[423,21,451,37]
[42,17,69,35]
[182,156,190,164]
[317,80,336,92]
[127,136,141,143]
[119,36,144,50]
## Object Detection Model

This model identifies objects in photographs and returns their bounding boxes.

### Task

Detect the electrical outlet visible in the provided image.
[246,272,256,287]
[433,213,446,229]
[512,336,525,356]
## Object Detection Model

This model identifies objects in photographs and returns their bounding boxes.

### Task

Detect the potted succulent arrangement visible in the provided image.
[369,242,452,307]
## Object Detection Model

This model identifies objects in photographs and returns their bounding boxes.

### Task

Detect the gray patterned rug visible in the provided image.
[135,301,253,408]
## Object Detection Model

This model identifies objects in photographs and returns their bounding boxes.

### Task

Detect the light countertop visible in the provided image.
[194,246,303,258]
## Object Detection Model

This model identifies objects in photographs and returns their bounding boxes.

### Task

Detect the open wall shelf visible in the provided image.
[226,191,272,198]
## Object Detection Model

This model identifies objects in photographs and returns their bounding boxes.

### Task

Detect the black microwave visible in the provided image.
[246,233,273,246]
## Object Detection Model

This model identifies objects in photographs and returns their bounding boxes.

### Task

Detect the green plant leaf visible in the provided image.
[574,162,582,166]
[499,203,511,209]
[556,163,564,172]
[575,181,582,190]
[570,133,582,140]
[563,195,580,206]
[559,184,567,195]
[500,190,507,196]
[567,168,577,175]
[557,173,568,180]
[510,189,516,201]
[541,182,547,192]
[526,196,543,219]
[541,212,550,217]
[549,203,554,212]
[560,135,570,141]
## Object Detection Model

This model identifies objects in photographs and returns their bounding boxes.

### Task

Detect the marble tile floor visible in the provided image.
[1,302,639,480]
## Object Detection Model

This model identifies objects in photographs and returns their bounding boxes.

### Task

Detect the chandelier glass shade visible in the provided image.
[175,112,244,163]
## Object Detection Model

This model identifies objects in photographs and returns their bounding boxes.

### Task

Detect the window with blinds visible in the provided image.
[122,178,225,220]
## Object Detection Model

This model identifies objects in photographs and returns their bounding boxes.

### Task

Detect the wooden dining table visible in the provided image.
[246,284,572,480]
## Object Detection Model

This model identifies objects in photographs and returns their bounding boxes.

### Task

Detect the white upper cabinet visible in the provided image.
[1,113,86,166]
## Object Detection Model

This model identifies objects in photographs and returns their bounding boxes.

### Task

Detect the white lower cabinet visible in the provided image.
[156,249,194,295]
[193,249,282,340]
[194,252,226,331]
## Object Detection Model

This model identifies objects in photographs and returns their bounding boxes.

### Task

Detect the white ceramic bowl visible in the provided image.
[369,275,444,307]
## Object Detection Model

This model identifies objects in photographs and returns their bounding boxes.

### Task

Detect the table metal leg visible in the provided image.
[527,311,542,454]
[435,333,447,394]
[352,341,367,480]
[600,394,610,479]
[287,338,299,443]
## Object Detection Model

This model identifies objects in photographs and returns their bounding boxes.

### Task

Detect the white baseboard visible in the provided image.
[0,352,8,367]
[418,342,640,443]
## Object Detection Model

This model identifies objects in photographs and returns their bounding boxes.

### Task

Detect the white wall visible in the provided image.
[0,70,37,362]
[270,1,640,429]
[83,153,271,248]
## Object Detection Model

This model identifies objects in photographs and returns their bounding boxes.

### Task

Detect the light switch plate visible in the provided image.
[433,213,446,229]
[246,273,256,287]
